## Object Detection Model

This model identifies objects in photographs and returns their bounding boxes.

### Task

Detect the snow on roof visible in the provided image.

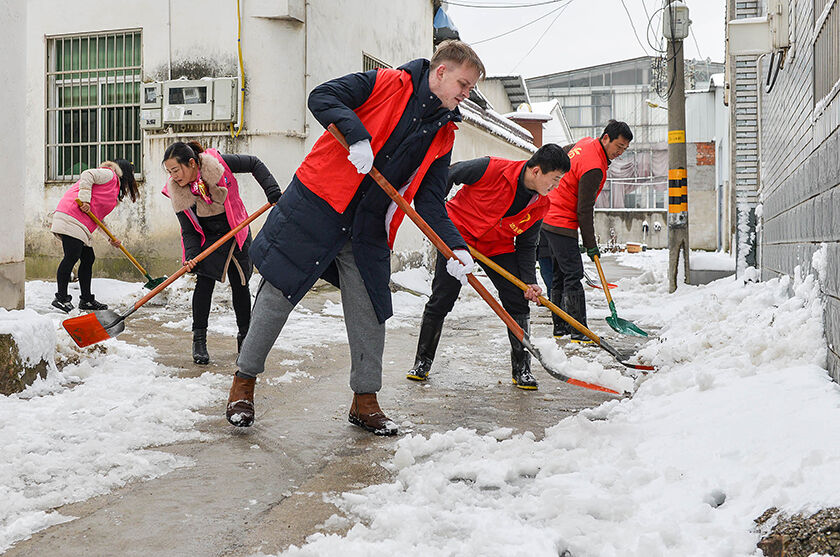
[458,99,537,153]
[529,99,560,113]
[503,111,552,122]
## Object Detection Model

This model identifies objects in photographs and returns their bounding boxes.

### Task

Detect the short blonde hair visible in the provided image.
[430,40,485,79]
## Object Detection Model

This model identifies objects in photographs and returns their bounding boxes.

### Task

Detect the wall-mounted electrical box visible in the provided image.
[139,77,238,130]
[662,1,691,40]
[727,0,789,55]
[140,82,163,130]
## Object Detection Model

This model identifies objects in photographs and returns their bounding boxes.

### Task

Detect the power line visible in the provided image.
[618,0,652,56]
[444,0,564,8]
[471,2,569,44]
[509,0,575,73]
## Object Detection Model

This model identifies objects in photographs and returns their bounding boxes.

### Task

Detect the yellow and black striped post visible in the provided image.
[667,165,688,227]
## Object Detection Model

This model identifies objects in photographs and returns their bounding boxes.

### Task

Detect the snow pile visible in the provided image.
[531,336,635,394]
[0,309,56,370]
[274,254,839,557]
[0,319,227,553]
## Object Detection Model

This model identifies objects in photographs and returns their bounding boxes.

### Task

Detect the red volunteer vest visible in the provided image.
[295,68,457,247]
[447,158,550,257]
[543,136,608,229]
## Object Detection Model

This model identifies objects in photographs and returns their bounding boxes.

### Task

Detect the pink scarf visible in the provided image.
[189,170,213,204]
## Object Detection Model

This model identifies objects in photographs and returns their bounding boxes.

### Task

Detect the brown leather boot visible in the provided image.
[226,374,256,427]
[348,393,398,436]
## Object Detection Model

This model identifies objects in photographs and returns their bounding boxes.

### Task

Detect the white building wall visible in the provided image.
[0,0,26,309]
[23,0,441,275]
[477,80,515,114]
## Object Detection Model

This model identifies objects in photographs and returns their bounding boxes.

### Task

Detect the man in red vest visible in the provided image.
[226,41,485,435]
[542,120,633,343]
[406,144,571,390]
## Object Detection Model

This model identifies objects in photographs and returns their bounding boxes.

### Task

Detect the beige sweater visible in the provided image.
[50,164,121,246]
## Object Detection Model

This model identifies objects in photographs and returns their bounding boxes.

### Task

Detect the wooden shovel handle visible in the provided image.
[593,254,615,304]
[468,246,601,344]
[130,202,273,311]
[326,124,524,340]
[75,198,148,276]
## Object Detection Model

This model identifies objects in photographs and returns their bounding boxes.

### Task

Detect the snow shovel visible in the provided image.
[327,124,622,396]
[74,199,166,290]
[62,202,273,348]
[584,269,616,290]
[593,254,648,337]
[469,246,654,373]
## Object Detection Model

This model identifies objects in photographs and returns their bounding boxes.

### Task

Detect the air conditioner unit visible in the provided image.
[728,0,789,55]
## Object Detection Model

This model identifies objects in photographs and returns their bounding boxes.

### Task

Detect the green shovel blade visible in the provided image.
[605,301,648,337]
[143,274,168,290]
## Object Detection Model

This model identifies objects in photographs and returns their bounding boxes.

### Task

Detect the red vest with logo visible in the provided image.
[447,158,550,257]
[543,136,608,229]
[295,67,457,247]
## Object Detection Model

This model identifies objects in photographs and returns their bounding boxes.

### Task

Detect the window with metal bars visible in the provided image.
[46,30,142,182]
[814,0,839,108]
[362,53,391,72]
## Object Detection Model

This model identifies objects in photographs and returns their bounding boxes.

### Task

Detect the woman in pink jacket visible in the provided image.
[50,159,139,312]
[162,141,281,365]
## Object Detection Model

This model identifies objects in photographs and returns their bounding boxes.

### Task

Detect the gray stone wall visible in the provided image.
[757,0,840,381]
[686,142,718,250]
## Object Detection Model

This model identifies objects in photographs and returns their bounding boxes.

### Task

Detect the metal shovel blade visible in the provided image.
[520,333,623,395]
[62,309,126,347]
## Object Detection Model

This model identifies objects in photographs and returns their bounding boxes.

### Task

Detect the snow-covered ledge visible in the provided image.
[0,309,56,395]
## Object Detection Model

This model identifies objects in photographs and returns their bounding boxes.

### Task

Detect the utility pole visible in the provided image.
[664,0,691,292]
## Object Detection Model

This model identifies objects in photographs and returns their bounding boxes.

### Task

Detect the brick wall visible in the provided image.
[756,0,840,381]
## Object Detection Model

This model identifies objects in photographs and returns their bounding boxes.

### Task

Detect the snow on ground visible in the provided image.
[5,250,840,557]
[264,248,840,557]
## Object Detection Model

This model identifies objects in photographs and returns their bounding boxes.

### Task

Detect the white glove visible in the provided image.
[446,249,474,286]
[347,139,374,174]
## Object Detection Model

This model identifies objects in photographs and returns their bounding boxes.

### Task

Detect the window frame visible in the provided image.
[45,28,143,184]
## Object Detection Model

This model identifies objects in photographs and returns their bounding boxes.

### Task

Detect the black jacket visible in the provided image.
[250,58,467,322]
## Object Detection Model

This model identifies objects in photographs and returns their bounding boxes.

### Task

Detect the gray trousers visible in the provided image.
[237,241,385,393]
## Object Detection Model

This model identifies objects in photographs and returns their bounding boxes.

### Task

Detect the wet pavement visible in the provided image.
[6,258,650,557]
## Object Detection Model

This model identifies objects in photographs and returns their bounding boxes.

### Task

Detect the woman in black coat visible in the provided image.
[162,141,281,365]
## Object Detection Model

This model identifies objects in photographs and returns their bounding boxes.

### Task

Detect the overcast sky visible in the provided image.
[442,0,726,78]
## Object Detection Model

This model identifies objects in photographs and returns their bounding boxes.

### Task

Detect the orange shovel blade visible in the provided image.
[62,312,111,347]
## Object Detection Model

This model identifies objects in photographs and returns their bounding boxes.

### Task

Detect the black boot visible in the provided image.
[563,290,594,345]
[79,295,108,311]
[406,315,444,381]
[51,293,74,313]
[508,314,537,390]
[192,328,210,365]
[551,286,569,337]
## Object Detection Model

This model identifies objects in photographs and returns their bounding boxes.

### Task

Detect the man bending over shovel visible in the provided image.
[227,40,485,435]
[407,145,570,390]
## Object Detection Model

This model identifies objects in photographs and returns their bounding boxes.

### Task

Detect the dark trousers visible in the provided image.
[423,251,530,322]
[56,234,96,299]
[538,256,554,293]
[543,230,587,334]
[192,269,252,334]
